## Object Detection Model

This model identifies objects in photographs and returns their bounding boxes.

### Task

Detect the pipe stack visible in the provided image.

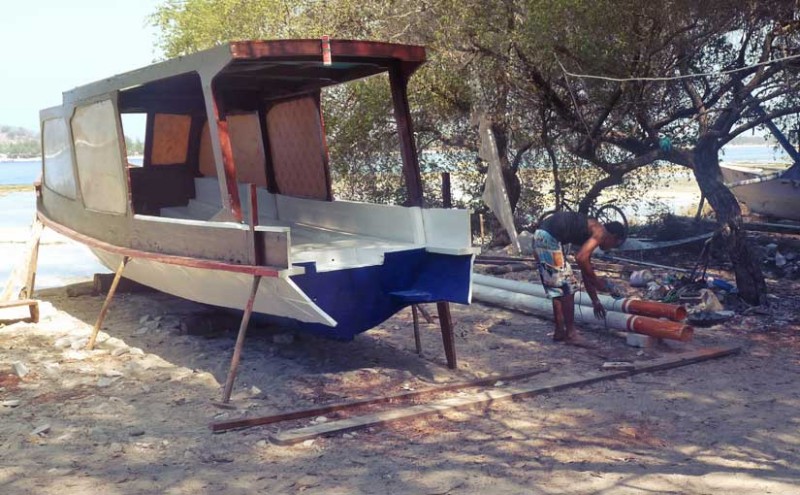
[472,274,693,342]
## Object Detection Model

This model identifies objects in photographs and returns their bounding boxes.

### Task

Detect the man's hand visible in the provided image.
[592,299,607,319]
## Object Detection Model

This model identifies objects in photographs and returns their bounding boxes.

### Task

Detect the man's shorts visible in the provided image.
[533,229,578,298]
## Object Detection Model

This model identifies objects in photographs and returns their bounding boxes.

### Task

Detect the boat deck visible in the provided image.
[158,178,423,271]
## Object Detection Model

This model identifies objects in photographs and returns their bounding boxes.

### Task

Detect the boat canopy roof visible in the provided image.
[62,39,426,113]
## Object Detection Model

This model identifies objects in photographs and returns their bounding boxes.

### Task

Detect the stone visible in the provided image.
[133,326,149,336]
[139,315,151,324]
[1,399,21,408]
[111,347,130,357]
[62,350,90,361]
[31,424,51,436]
[54,337,73,349]
[97,377,118,388]
[302,439,315,448]
[12,362,29,378]
[626,333,659,348]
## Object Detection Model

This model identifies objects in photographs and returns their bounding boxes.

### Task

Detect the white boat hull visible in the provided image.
[721,164,800,221]
[90,248,337,326]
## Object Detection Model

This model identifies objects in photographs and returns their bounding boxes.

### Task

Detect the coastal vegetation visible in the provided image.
[0,125,38,159]
[0,125,144,159]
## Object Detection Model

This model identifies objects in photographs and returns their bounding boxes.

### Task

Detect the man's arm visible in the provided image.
[575,236,604,296]
[576,223,608,318]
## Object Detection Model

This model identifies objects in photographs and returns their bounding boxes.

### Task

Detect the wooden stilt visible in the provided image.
[411,305,422,355]
[436,302,457,369]
[2,217,43,302]
[415,304,433,324]
[221,275,261,403]
[86,256,130,350]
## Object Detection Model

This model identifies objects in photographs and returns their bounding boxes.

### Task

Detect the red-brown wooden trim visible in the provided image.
[209,88,243,222]
[313,91,334,201]
[389,62,424,207]
[37,211,283,278]
[228,40,425,66]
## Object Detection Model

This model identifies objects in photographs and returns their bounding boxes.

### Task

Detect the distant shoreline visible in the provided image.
[1,154,144,163]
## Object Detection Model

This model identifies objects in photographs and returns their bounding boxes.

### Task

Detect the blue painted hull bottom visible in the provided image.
[251,249,474,340]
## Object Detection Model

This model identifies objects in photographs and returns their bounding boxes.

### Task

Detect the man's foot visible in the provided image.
[564,335,598,349]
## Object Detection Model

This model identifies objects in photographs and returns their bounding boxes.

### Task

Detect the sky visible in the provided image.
[0,0,163,138]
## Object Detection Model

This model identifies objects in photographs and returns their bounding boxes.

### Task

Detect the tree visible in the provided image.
[512,0,799,305]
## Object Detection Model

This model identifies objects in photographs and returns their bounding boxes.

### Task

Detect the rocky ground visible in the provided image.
[1,231,799,494]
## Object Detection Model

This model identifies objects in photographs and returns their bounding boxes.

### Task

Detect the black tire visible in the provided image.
[594,204,628,237]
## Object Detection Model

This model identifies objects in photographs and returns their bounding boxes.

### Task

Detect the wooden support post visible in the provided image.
[221,275,261,403]
[441,172,452,208]
[2,217,43,302]
[21,218,43,300]
[86,256,130,350]
[416,304,433,324]
[437,301,457,369]
[411,305,422,355]
[479,213,486,249]
[389,63,424,207]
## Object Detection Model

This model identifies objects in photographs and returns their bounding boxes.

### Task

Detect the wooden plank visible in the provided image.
[269,346,740,445]
[210,367,550,433]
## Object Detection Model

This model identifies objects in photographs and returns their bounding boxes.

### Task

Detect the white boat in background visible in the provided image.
[721,162,800,221]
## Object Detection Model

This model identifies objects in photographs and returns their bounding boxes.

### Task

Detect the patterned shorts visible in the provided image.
[533,229,578,298]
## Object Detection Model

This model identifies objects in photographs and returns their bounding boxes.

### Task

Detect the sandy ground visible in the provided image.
[1,247,800,494]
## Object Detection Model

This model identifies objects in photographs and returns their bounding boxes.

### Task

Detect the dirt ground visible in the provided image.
[1,239,799,494]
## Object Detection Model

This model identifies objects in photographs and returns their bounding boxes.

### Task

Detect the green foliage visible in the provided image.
[0,139,39,159]
[124,136,145,156]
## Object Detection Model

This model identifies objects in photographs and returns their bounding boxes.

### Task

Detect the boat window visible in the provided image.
[120,113,145,166]
[266,96,329,200]
[197,114,268,188]
[71,99,128,215]
[151,114,191,165]
[42,118,77,199]
[228,113,268,187]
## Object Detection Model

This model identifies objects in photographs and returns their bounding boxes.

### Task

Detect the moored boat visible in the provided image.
[36,39,476,340]
[720,162,800,221]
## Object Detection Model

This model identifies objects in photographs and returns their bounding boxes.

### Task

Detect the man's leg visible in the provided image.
[551,296,567,341]
[563,292,596,347]
[563,292,576,339]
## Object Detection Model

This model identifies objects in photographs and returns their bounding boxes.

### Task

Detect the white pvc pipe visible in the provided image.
[472,284,694,341]
[473,273,629,312]
[472,283,633,330]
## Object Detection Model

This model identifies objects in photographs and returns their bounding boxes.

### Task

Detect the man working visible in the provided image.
[533,211,626,346]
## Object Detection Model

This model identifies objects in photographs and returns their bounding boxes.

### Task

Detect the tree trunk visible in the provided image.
[490,122,521,212]
[693,142,767,306]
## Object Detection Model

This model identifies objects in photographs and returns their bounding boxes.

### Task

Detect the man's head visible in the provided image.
[601,221,626,250]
